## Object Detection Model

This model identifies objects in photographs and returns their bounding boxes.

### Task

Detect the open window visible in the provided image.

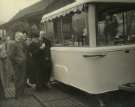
[96,3,135,47]
[43,5,89,47]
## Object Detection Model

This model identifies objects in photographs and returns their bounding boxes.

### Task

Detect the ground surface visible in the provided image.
[0,86,135,107]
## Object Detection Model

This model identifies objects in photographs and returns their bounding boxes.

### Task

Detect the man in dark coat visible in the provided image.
[27,33,40,86]
[9,32,26,98]
[25,25,40,87]
[23,32,34,87]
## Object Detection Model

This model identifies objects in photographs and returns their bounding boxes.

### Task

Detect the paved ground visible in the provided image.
[74,91,135,107]
[0,87,88,107]
[33,88,87,107]
[0,96,42,107]
[0,86,135,107]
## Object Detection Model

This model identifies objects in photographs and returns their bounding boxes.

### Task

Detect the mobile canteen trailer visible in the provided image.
[41,0,135,94]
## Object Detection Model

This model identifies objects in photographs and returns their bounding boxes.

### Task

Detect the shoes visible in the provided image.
[35,84,51,92]
[47,83,52,89]
[26,79,36,89]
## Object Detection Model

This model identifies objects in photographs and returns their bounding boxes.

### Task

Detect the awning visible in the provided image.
[41,2,85,23]
[41,0,135,23]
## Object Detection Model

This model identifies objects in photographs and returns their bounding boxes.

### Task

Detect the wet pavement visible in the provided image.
[0,85,135,107]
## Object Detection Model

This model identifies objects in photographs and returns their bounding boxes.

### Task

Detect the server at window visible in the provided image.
[104,13,118,45]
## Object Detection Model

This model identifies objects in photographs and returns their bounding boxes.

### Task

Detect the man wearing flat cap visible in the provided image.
[9,32,26,99]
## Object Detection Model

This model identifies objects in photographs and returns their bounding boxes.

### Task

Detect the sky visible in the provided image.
[0,0,41,24]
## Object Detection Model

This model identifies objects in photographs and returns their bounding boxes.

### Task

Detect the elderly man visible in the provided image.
[9,32,26,99]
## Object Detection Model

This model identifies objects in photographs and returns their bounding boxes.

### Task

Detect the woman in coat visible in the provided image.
[27,31,52,90]
[0,36,15,99]
[38,31,52,89]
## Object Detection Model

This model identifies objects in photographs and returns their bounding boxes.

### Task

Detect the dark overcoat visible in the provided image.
[9,41,26,98]
[28,38,52,87]
[38,38,52,84]
[27,40,40,84]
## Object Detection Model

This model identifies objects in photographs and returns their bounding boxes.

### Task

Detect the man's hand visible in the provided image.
[40,43,45,49]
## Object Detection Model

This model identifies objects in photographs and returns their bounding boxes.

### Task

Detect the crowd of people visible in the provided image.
[0,28,52,100]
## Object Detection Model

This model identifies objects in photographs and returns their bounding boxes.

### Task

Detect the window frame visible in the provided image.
[95,3,135,47]
[44,6,89,47]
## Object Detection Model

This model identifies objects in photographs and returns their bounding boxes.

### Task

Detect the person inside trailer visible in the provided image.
[104,13,118,45]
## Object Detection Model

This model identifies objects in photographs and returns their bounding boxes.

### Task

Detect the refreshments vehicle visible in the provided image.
[41,0,135,94]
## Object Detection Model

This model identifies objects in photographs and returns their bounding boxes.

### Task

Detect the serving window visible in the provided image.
[96,4,135,47]
[44,6,89,47]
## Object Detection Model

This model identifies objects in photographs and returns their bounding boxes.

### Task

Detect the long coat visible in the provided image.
[37,38,52,85]
[0,42,15,99]
[27,40,40,84]
[28,38,52,87]
[9,41,26,98]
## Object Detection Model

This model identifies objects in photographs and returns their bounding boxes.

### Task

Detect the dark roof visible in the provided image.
[9,0,75,22]
[10,0,53,22]
[45,0,75,14]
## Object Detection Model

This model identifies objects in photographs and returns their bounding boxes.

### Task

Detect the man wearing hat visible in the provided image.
[27,30,39,87]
